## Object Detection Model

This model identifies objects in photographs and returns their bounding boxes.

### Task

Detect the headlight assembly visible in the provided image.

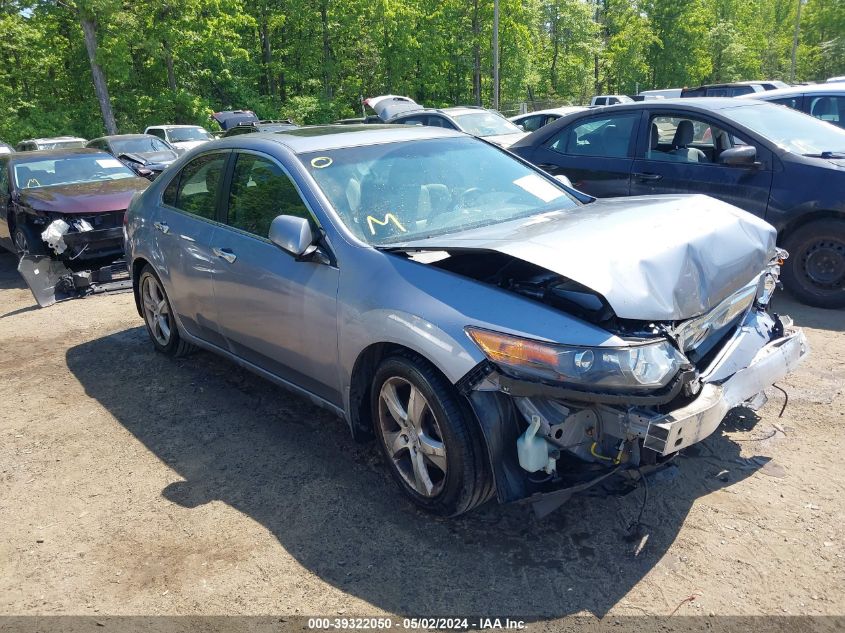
[466,327,687,391]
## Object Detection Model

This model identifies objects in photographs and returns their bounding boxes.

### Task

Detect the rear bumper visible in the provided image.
[643,313,808,455]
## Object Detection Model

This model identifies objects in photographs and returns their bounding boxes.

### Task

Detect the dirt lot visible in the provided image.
[0,250,843,623]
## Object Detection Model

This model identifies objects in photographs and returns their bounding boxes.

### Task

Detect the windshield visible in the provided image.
[452,112,523,137]
[111,137,172,154]
[167,127,212,143]
[300,137,578,245]
[726,102,845,155]
[13,154,136,189]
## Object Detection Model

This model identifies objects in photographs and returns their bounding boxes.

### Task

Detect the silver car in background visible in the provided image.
[125,126,808,517]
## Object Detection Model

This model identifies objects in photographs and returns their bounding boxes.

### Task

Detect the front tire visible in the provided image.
[370,352,493,516]
[138,266,194,356]
[12,223,48,256]
[782,219,845,309]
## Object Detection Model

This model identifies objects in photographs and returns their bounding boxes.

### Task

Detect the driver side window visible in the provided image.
[226,153,314,238]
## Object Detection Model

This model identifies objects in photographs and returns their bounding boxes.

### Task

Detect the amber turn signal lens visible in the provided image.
[466,328,558,368]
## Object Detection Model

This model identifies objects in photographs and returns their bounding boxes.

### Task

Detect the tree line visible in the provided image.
[0,0,843,143]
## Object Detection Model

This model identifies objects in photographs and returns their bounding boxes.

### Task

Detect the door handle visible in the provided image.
[212,247,237,264]
[633,172,663,182]
[153,221,170,234]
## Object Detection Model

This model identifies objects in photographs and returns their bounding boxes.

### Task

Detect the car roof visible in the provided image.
[90,134,159,142]
[8,148,106,160]
[20,136,87,143]
[578,97,764,113]
[688,81,766,88]
[738,82,845,99]
[512,106,586,118]
[214,124,466,154]
[146,124,205,129]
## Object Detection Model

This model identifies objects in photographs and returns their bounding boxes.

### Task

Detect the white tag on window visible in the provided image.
[96,158,123,168]
[513,174,564,203]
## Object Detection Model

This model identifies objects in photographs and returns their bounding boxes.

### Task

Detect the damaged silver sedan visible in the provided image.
[125,126,808,517]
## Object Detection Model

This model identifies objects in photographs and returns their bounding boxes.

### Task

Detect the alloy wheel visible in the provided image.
[13,229,28,254]
[377,376,448,498]
[141,275,172,347]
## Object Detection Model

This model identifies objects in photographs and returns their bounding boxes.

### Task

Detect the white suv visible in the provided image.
[143,125,213,153]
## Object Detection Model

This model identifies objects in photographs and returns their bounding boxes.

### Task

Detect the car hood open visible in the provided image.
[19,177,150,215]
[387,194,776,321]
[364,95,423,121]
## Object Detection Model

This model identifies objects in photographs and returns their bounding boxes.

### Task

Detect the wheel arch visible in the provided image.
[778,209,845,244]
[131,256,153,317]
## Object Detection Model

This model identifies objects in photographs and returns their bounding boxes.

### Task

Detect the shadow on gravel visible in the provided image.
[68,327,766,619]
[0,252,27,291]
[771,293,844,332]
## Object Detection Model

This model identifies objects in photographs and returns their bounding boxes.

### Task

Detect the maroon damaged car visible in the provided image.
[0,149,149,264]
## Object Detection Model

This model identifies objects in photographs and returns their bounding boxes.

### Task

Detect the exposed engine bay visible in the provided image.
[400,246,808,516]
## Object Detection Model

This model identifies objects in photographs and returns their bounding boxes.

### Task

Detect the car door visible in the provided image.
[524,111,640,197]
[0,160,11,249]
[155,151,229,347]
[210,150,341,405]
[629,111,773,217]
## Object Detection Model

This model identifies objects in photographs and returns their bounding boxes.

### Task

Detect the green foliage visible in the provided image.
[0,0,843,143]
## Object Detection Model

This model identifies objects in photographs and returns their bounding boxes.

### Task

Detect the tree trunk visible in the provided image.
[163,39,177,92]
[320,1,333,99]
[260,16,276,96]
[790,0,802,83]
[80,14,117,135]
[550,9,559,91]
[472,0,481,105]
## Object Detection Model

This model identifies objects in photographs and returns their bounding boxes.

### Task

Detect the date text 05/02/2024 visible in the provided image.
[307,617,526,630]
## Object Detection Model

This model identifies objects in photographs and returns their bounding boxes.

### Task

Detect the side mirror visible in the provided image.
[554,174,574,188]
[516,124,525,131]
[719,145,758,167]
[269,214,316,257]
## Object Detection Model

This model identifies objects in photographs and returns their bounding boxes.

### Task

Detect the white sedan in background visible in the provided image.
[509,106,587,132]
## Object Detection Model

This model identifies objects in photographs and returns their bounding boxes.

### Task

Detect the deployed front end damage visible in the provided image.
[15,211,129,307]
[456,255,808,517]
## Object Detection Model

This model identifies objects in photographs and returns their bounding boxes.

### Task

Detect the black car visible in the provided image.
[221,119,298,137]
[509,98,845,308]
[86,134,178,179]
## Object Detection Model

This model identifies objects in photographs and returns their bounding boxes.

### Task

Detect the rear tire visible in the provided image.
[370,352,494,517]
[782,219,845,309]
[138,266,194,357]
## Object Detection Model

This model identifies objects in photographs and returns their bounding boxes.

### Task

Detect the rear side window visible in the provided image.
[147,129,166,141]
[166,153,226,220]
[519,114,546,132]
[226,153,312,238]
[547,113,638,158]
[809,96,845,126]
[770,96,801,110]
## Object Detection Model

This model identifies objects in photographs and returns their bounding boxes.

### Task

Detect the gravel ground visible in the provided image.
[0,250,843,625]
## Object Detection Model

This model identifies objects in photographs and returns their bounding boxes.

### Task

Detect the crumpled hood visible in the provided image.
[18,177,150,215]
[392,194,776,321]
